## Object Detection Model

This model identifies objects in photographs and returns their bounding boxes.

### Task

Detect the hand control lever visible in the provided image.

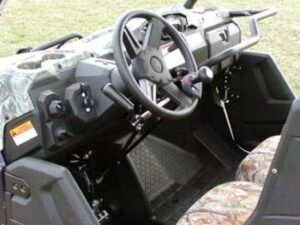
[182,66,214,97]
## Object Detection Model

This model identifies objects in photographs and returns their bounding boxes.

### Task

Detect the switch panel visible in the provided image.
[65,82,98,124]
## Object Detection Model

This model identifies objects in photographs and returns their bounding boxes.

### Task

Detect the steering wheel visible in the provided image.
[113,10,201,120]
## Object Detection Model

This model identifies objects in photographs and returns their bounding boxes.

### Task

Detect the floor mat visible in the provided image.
[128,135,236,225]
[128,136,203,201]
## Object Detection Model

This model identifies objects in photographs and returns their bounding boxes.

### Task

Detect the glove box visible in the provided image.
[205,23,241,69]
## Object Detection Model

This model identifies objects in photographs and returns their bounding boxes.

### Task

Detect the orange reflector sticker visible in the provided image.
[9,121,38,146]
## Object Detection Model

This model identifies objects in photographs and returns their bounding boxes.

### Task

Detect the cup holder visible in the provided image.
[18,61,42,70]
[42,53,65,61]
[17,53,66,70]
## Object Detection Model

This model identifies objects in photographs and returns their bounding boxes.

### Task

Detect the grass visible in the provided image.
[0,0,299,94]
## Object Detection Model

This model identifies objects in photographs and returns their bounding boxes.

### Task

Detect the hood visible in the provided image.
[0,0,8,16]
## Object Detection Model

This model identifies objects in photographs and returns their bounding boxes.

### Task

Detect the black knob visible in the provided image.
[48,100,65,117]
[192,66,214,84]
[55,128,73,142]
[181,67,214,97]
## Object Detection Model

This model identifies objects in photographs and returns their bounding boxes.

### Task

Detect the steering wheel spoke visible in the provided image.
[114,10,199,119]
[139,79,157,103]
[123,26,142,59]
[160,82,192,108]
[143,18,164,49]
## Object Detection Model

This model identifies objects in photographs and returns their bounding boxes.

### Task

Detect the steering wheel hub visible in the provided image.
[132,48,171,85]
[150,56,163,73]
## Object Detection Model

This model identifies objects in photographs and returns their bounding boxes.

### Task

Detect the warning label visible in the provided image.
[9,121,38,146]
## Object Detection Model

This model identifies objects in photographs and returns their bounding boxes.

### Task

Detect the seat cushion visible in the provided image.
[236,136,280,185]
[177,181,262,225]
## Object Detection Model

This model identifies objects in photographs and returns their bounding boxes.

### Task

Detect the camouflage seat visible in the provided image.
[177,181,262,225]
[236,136,280,185]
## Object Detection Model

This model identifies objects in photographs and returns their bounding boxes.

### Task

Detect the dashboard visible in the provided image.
[0,7,241,163]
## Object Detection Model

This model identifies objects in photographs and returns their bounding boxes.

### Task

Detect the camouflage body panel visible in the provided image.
[0,26,116,151]
[177,181,262,225]
[236,135,280,185]
[62,27,114,57]
[0,50,92,150]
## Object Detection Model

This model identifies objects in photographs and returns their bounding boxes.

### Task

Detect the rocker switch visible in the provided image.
[83,96,95,108]
[80,83,89,95]
[79,83,95,113]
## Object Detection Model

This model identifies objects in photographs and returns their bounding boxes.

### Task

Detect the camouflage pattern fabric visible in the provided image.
[236,135,280,185]
[177,181,262,225]
[0,50,91,150]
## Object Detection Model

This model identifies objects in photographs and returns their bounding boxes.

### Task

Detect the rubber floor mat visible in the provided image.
[128,135,236,225]
[128,135,204,201]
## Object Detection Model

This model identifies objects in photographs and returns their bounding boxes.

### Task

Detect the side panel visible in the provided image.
[4,157,98,225]
[226,51,295,148]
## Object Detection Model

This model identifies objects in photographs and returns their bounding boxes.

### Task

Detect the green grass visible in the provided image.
[0,0,299,93]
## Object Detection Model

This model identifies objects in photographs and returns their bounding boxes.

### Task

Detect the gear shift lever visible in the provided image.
[182,66,214,97]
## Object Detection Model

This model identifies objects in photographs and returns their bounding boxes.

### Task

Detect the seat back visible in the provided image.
[247,98,300,225]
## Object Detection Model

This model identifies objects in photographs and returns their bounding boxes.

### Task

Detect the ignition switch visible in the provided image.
[49,100,65,117]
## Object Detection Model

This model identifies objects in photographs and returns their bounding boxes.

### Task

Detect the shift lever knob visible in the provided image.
[192,66,214,84]
[182,66,214,97]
